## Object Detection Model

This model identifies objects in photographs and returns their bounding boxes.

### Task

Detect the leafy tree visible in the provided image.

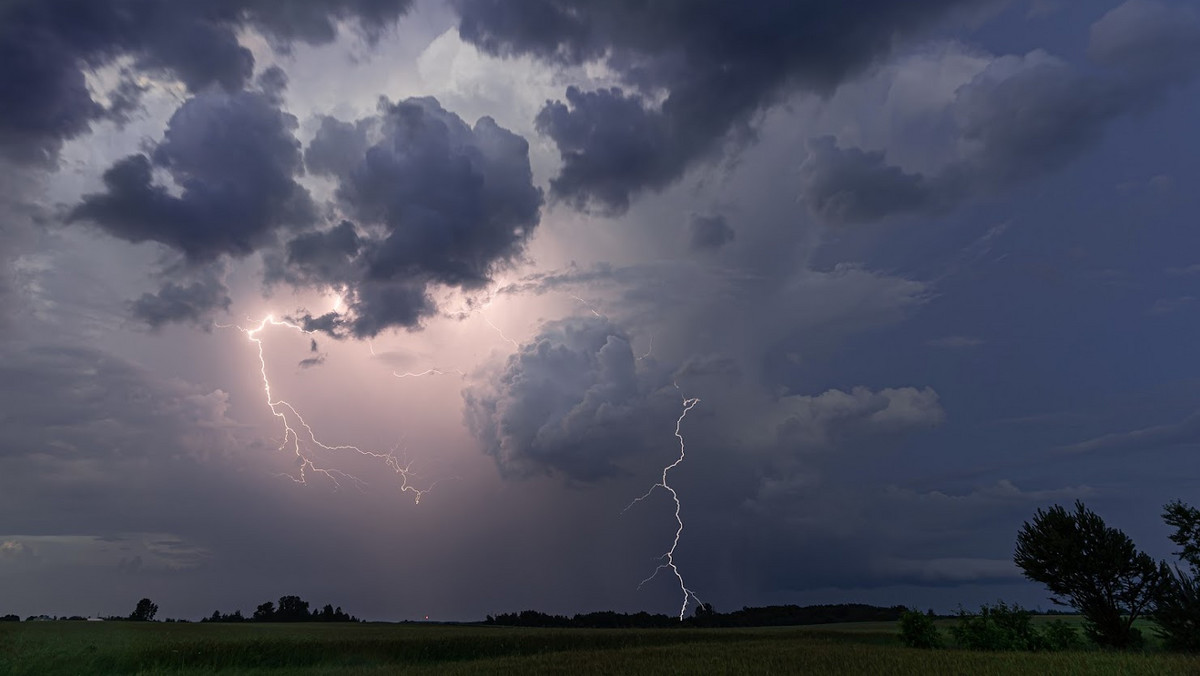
[129,598,158,622]
[1156,500,1200,652]
[1164,500,1200,572]
[1014,500,1163,649]
[253,601,276,621]
[899,609,943,649]
[276,595,311,622]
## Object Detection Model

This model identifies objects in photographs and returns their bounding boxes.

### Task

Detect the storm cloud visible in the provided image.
[0,0,416,166]
[278,96,542,337]
[455,0,988,212]
[464,316,673,482]
[130,266,232,329]
[71,89,315,261]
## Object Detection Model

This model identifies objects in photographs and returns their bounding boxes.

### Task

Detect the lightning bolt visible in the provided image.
[228,315,431,503]
[624,390,702,620]
[480,313,520,349]
[570,295,603,317]
[393,368,466,379]
[637,332,653,361]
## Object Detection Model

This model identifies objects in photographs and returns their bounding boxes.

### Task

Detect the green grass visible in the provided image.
[2,619,1197,675]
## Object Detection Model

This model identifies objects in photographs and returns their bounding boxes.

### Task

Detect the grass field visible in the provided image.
[3,618,1199,675]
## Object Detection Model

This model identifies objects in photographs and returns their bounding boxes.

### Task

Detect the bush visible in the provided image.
[899,609,943,649]
[950,602,1049,651]
[1041,619,1085,651]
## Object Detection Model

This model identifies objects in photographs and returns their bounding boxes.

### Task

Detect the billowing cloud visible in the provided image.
[0,0,416,166]
[799,137,942,225]
[130,266,232,329]
[70,90,315,261]
[769,386,945,453]
[464,316,672,482]
[276,96,542,337]
[455,0,987,212]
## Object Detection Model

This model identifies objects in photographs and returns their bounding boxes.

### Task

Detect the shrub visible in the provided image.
[950,602,1048,651]
[899,609,943,649]
[1041,619,1085,651]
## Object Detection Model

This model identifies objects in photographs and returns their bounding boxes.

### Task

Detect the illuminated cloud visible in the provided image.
[464,316,671,482]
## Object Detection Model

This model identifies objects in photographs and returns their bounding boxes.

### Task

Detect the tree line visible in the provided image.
[485,603,906,628]
[201,595,360,623]
[1,595,360,624]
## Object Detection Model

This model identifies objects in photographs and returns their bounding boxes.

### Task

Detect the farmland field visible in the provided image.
[2,618,1198,675]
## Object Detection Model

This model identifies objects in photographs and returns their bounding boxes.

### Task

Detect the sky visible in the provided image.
[1,0,1199,622]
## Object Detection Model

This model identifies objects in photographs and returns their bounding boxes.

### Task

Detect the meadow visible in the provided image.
[3,618,1199,675]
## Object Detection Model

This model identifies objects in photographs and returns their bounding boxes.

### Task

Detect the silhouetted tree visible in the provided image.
[1156,500,1200,651]
[1165,500,1200,572]
[129,598,158,622]
[253,601,276,621]
[276,595,310,622]
[0,614,19,622]
[1014,500,1164,648]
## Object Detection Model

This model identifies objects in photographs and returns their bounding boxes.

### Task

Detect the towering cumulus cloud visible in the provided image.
[453,0,986,213]
[278,97,543,338]
[0,0,416,166]
[464,317,670,482]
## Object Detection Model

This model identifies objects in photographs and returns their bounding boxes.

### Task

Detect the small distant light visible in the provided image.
[424,615,429,620]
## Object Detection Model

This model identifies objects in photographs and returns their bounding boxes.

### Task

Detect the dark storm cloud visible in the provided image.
[798,0,1200,225]
[279,97,542,338]
[0,0,415,166]
[303,117,374,179]
[130,267,232,330]
[454,0,987,212]
[533,87,674,214]
[255,65,290,105]
[687,213,735,251]
[463,316,673,482]
[71,90,315,261]
[798,138,943,225]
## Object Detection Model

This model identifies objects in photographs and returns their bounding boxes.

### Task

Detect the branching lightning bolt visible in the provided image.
[228,315,431,503]
[624,390,702,620]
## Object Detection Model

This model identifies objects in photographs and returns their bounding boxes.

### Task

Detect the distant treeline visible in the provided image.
[484,603,906,628]
[201,595,359,623]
